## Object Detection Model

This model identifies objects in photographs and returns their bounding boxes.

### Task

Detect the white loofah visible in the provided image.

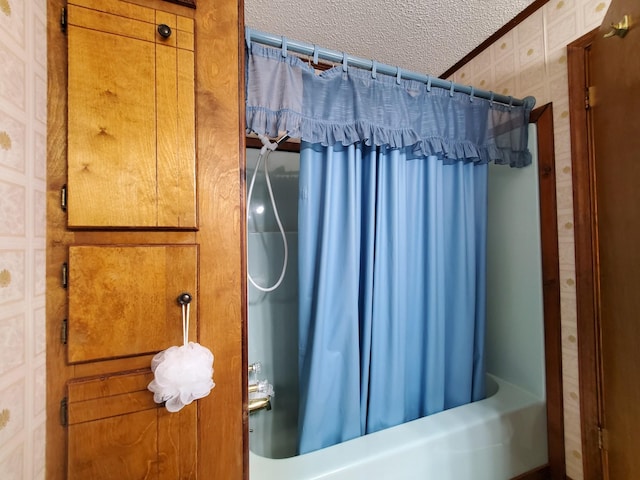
[148,341,215,412]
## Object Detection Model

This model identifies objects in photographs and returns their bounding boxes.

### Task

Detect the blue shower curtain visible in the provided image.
[297,142,488,453]
[244,39,532,456]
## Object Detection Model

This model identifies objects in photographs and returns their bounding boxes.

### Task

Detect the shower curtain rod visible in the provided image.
[245,28,536,110]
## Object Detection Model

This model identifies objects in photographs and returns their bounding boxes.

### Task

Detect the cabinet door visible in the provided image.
[67,244,198,363]
[67,371,196,479]
[67,0,196,228]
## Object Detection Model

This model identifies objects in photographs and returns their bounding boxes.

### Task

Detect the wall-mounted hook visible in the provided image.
[604,15,631,38]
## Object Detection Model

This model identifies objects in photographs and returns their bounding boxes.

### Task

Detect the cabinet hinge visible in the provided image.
[60,397,68,426]
[61,262,68,289]
[60,318,68,345]
[60,7,67,34]
[598,426,610,450]
[60,184,67,211]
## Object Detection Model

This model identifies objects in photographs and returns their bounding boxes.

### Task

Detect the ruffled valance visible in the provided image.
[246,43,533,167]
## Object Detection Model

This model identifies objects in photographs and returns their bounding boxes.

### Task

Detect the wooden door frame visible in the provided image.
[567,29,603,480]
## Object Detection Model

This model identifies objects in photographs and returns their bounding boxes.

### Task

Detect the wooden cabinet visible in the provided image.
[67,0,196,228]
[48,0,245,477]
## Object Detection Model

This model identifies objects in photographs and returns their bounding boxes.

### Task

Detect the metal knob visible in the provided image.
[157,24,172,38]
[177,292,192,305]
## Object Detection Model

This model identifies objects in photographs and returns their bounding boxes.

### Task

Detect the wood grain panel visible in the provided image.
[67,5,156,43]
[68,409,160,480]
[67,23,157,227]
[69,0,155,23]
[157,47,197,227]
[67,245,198,363]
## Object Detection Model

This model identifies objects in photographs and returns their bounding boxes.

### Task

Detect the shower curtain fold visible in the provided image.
[297,142,487,454]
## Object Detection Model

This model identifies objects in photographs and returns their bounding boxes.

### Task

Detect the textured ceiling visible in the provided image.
[245,0,536,77]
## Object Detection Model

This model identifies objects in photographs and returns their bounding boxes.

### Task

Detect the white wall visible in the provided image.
[0,0,48,478]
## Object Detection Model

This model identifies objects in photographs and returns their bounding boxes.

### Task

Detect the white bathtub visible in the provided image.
[250,375,547,480]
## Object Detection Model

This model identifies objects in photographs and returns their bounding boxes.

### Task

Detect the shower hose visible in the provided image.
[246,133,290,293]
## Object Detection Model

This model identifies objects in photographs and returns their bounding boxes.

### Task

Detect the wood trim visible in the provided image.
[238,0,249,478]
[567,29,602,480]
[440,0,550,78]
[531,104,566,479]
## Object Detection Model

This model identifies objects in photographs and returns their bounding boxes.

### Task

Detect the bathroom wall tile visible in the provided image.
[0,0,25,49]
[0,180,25,236]
[492,30,514,60]
[0,111,26,173]
[473,67,493,91]
[1,0,47,474]
[0,444,24,480]
[583,0,611,31]
[0,379,25,449]
[34,189,45,238]
[516,10,544,44]
[518,34,545,68]
[34,13,46,67]
[34,73,47,124]
[494,53,516,85]
[33,249,45,297]
[33,131,45,180]
[33,364,45,416]
[0,44,26,112]
[0,314,25,375]
[545,9,579,52]
[33,306,45,355]
[0,250,25,305]
[32,420,45,476]
[518,61,546,96]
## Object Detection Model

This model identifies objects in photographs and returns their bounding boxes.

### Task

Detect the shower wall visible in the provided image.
[247,148,300,458]
[247,127,545,457]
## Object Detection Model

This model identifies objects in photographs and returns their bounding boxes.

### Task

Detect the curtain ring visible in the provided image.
[396,66,402,84]
[449,82,455,97]
[313,44,319,65]
[489,91,495,108]
[371,60,377,79]
[508,96,514,109]
[426,75,432,92]
[342,52,348,72]
[245,27,252,48]
[281,36,288,58]
[469,86,475,102]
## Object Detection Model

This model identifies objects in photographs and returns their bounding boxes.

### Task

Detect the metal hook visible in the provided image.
[177,292,192,305]
[604,15,630,38]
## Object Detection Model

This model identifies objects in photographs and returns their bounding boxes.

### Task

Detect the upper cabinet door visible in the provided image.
[67,0,196,228]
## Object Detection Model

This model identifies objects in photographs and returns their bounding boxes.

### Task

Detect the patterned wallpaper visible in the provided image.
[0,0,47,478]
[450,1,611,478]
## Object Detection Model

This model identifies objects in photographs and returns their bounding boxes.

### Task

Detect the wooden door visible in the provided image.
[67,0,196,228]
[589,0,640,477]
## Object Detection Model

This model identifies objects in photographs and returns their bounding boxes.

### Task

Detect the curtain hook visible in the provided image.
[489,91,495,108]
[449,82,455,97]
[469,86,475,102]
[426,75,432,92]
[371,60,377,79]
[396,66,402,84]
[281,36,288,58]
[342,52,348,72]
[508,96,514,109]
[313,44,319,65]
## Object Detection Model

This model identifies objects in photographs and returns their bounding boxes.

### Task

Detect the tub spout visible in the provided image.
[249,396,272,413]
